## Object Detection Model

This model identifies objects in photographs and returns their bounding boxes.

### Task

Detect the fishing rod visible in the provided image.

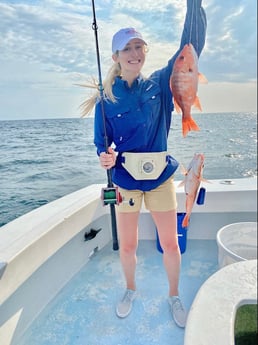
[90,0,119,250]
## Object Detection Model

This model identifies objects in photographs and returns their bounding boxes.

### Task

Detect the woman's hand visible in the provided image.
[99,147,117,170]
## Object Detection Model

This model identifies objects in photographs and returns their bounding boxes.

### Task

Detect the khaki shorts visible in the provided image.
[116,177,177,213]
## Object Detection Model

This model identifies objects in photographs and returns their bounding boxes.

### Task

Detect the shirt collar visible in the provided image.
[115,75,143,89]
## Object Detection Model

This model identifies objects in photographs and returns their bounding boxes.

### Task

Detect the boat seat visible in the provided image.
[184,259,257,345]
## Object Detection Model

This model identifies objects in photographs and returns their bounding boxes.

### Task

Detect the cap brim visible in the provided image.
[114,37,147,52]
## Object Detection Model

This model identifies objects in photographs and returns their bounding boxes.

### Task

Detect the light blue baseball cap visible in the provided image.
[112,28,147,53]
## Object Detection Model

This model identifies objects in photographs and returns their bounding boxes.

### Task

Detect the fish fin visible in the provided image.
[198,72,208,84]
[182,116,200,137]
[173,99,182,114]
[177,181,185,188]
[182,214,189,228]
[180,163,187,175]
[193,96,202,112]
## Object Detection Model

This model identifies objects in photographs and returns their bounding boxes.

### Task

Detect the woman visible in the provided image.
[83,0,206,328]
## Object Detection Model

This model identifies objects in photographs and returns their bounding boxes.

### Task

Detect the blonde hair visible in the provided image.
[81,44,148,117]
[81,61,121,117]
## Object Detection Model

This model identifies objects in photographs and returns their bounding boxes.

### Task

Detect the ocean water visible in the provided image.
[0,112,257,227]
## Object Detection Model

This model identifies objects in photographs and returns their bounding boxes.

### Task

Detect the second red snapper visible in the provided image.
[178,153,209,227]
[170,43,207,137]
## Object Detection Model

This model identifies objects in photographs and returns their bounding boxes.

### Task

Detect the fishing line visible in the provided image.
[91,0,119,251]
[188,0,199,51]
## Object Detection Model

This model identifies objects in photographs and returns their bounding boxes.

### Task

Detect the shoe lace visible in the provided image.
[172,298,184,312]
[122,290,134,303]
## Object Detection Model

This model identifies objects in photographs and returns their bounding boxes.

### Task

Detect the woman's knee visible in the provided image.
[119,242,138,256]
[161,240,180,254]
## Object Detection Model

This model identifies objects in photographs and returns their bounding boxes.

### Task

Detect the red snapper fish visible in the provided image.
[170,43,208,137]
[179,153,209,228]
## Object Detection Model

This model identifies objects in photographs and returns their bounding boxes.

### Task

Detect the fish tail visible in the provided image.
[182,213,190,228]
[182,116,200,137]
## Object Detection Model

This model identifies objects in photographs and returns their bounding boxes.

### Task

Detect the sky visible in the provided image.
[0,0,257,120]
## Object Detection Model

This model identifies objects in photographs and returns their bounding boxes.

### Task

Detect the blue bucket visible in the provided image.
[156,212,188,254]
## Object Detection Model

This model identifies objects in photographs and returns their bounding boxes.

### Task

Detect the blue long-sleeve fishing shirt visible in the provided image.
[94,0,207,191]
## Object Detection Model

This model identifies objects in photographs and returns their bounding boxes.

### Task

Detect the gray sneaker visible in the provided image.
[168,296,187,328]
[116,289,136,318]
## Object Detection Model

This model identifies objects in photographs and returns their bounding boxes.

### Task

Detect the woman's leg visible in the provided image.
[151,209,181,296]
[115,211,140,318]
[151,209,187,327]
[117,211,140,291]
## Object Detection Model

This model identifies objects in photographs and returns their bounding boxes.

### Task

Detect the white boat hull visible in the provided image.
[0,178,257,345]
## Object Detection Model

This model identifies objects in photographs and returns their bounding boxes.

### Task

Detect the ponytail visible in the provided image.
[81,61,121,117]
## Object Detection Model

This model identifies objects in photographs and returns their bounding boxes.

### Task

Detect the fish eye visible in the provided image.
[179,56,184,60]
[189,68,193,72]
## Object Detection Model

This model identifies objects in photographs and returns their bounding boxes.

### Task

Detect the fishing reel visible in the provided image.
[101,187,134,207]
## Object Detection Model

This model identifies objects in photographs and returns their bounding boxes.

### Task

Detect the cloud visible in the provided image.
[0,0,256,119]
[203,0,257,82]
[0,60,86,119]
[198,81,257,113]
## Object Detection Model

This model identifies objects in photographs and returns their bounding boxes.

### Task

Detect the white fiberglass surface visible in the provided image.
[20,239,218,345]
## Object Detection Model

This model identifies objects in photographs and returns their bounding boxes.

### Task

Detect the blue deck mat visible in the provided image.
[20,239,218,345]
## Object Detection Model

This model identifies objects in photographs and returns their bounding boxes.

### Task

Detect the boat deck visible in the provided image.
[19,239,218,345]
